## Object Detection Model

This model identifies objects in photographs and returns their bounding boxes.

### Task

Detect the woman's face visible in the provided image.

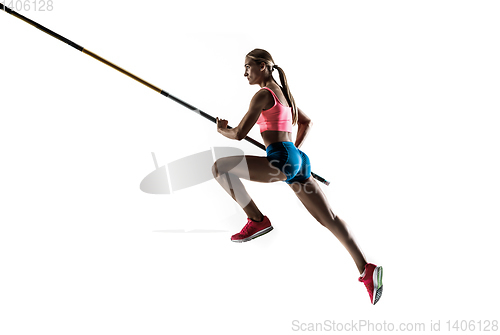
[244,57,262,85]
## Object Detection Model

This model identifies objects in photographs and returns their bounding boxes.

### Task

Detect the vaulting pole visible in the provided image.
[1,4,330,186]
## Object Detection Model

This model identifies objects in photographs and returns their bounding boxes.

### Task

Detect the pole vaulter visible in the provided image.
[2,5,390,307]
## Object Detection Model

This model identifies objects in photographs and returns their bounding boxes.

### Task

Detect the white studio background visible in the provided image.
[1,1,499,334]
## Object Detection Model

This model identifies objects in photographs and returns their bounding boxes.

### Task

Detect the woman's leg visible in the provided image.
[288,176,368,274]
[212,155,286,221]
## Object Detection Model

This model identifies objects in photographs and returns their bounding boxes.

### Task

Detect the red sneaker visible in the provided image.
[231,216,273,242]
[358,263,383,305]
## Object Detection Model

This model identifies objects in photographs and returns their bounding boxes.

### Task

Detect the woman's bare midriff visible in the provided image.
[261,130,293,148]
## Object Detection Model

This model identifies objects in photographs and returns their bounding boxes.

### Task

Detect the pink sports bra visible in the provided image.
[256,87,293,133]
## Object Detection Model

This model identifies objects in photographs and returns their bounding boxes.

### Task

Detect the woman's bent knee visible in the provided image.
[212,157,237,178]
[212,157,231,178]
[212,161,220,178]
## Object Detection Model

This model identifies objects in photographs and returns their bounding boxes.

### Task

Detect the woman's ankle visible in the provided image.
[250,214,264,222]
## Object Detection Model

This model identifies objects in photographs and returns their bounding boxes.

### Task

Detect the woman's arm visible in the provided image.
[216,89,269,140]
[294,107,313,149]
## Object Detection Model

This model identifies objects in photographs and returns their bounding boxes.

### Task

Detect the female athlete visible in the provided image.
[212,49,383,305]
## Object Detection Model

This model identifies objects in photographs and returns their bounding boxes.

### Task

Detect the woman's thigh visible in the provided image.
[213,155,287,183]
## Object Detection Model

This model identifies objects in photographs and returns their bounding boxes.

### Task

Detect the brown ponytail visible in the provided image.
[272,65,298,126]
[246,49,298,125]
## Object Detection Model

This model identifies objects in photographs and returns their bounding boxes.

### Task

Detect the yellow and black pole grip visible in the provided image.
[1,4,330,186]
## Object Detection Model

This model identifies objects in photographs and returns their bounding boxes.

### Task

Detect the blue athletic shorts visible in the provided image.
[265,141,311,184]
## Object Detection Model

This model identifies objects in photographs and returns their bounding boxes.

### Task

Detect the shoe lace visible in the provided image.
[362,281,371,294]
[360,277,374,300]
[240,221,252,235]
